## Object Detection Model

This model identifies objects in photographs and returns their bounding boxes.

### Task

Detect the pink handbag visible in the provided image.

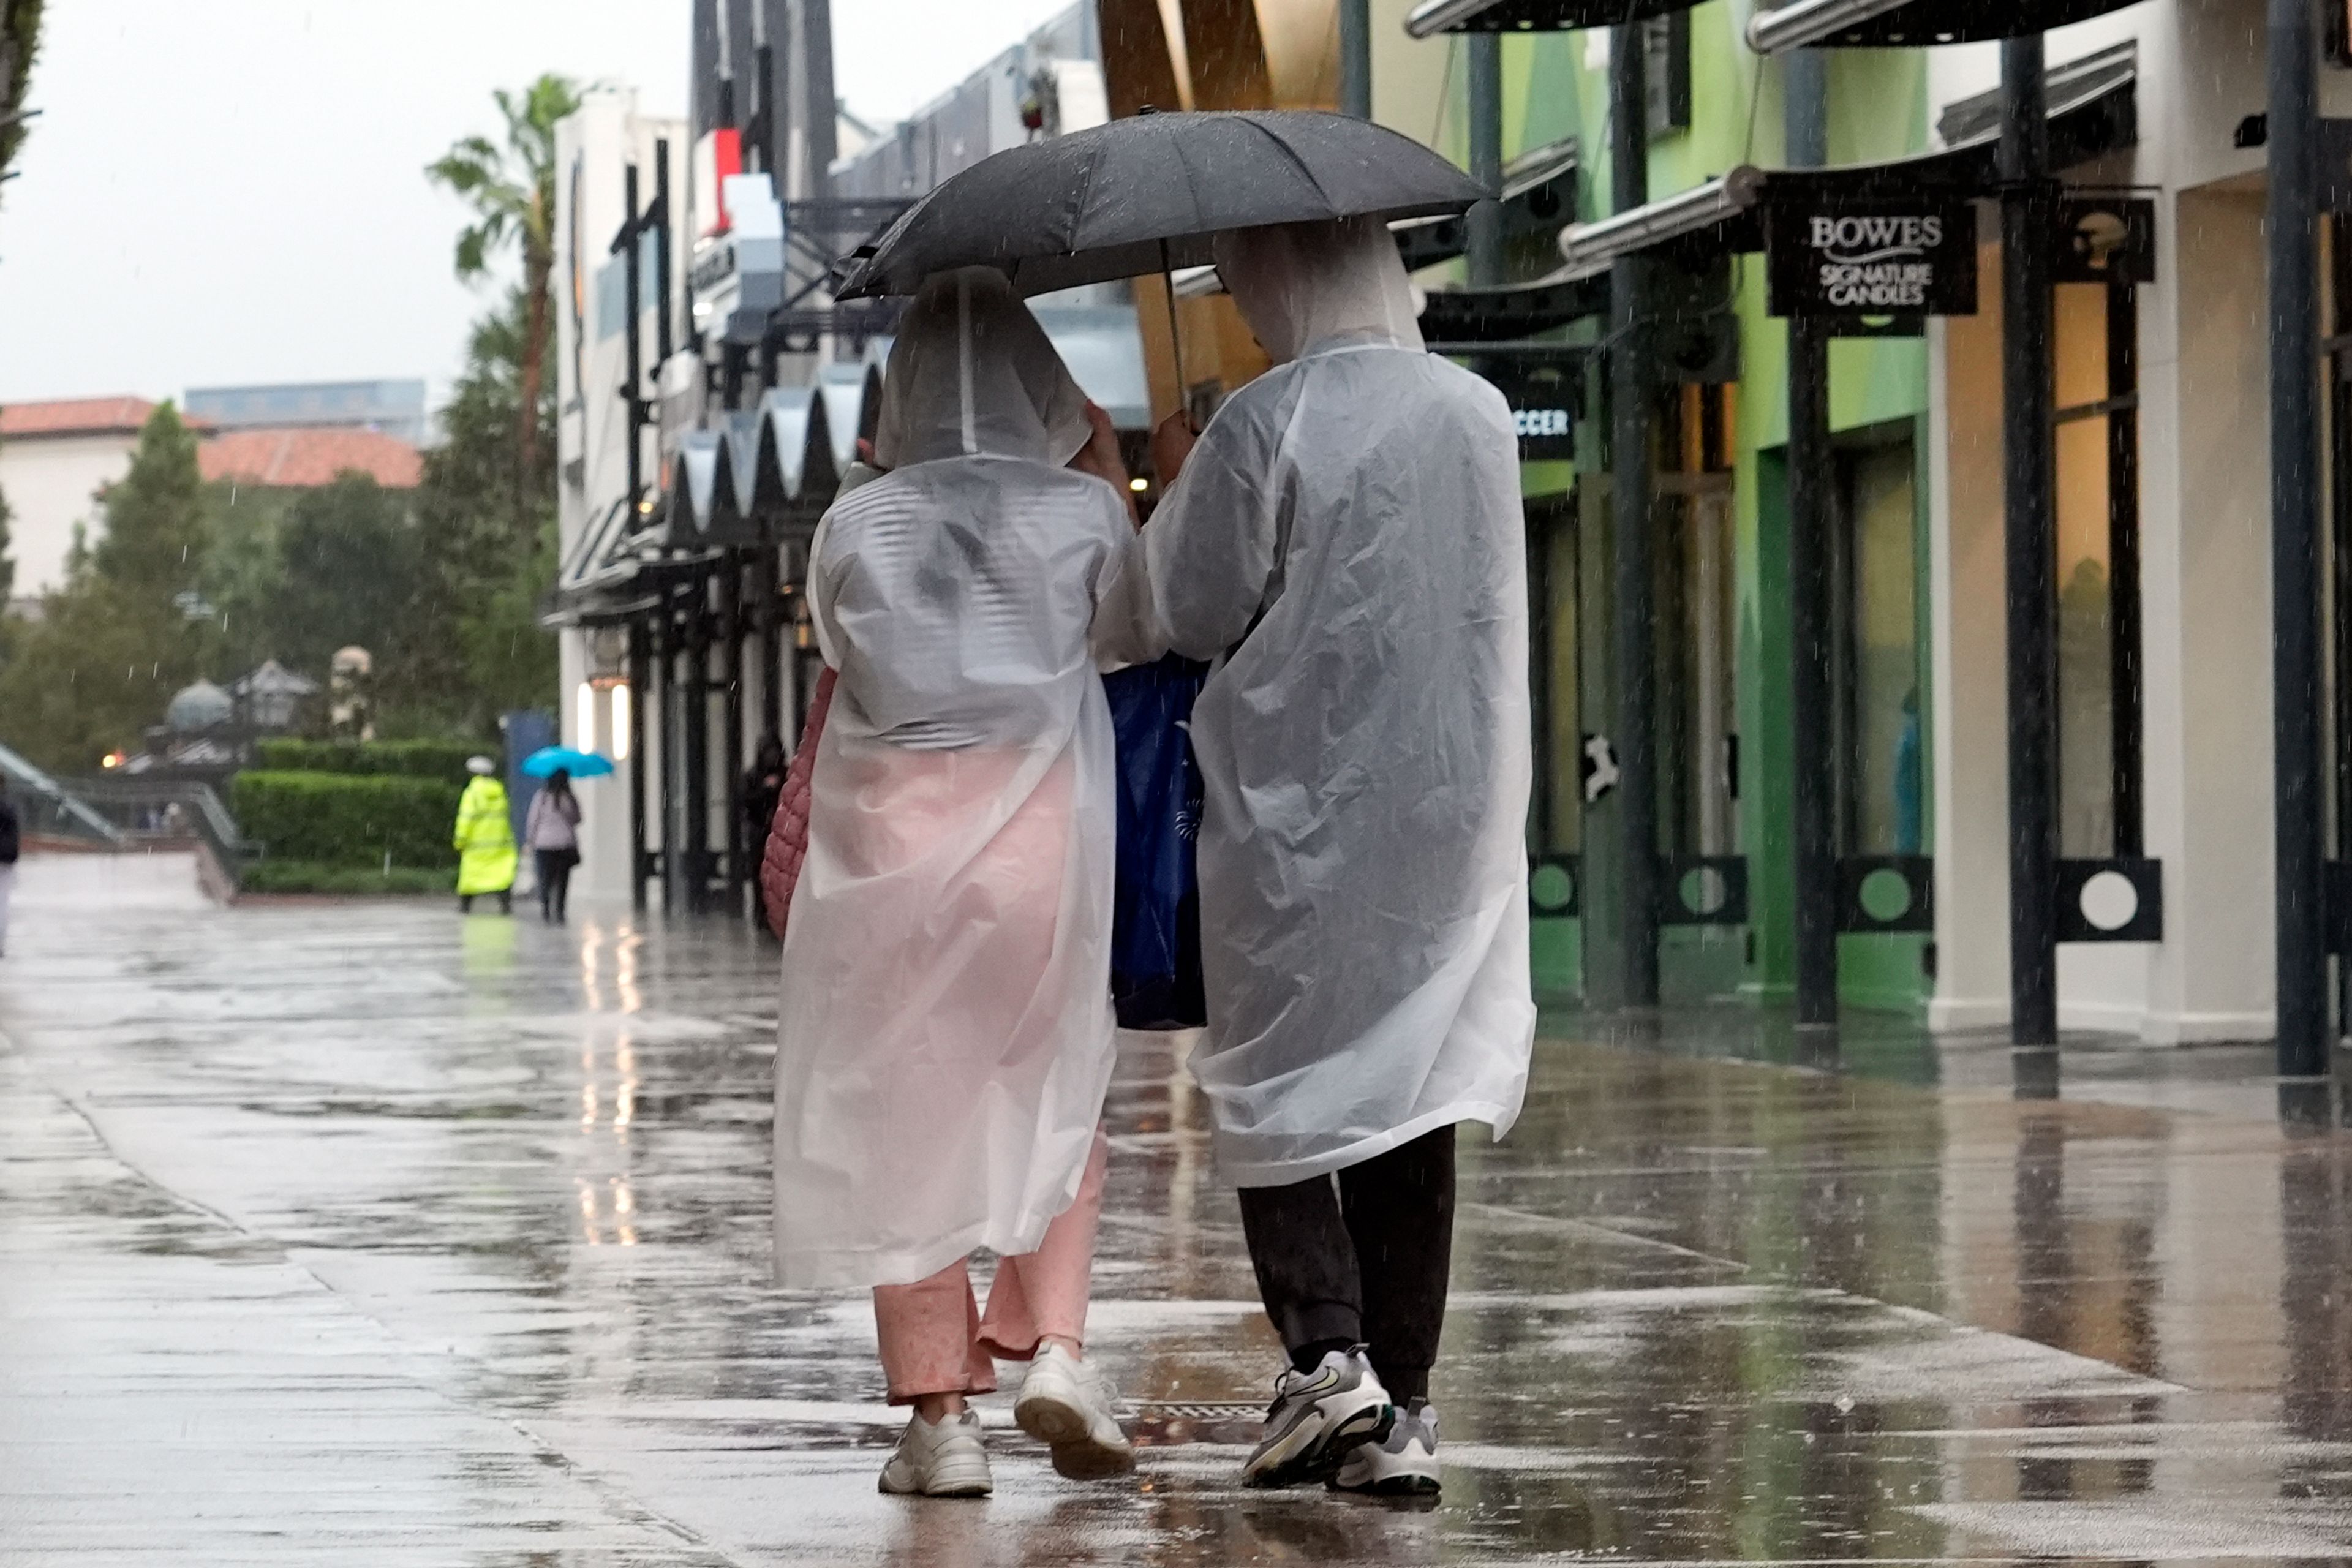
[761,666,837,940]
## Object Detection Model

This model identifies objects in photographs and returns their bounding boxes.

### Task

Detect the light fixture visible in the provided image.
[576,682,597,749]
[611,684,633,760]
[1128,477,1149,492]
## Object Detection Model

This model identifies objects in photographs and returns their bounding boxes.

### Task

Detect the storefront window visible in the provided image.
[1834,437,1922,856]
[2051,276,2142,858]
[1528,496,1580,855]
[1655,385,1737,857]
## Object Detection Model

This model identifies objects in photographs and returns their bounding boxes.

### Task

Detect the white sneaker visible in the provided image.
[1332,1397,1441,1496]
[1242,1345,1393,1488]
[1014,1343,1135,1479]
[877,1409,993,1498]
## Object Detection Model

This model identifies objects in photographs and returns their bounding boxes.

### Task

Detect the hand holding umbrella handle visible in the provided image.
[1069,402,1140,526]
[1151,409,1198,494]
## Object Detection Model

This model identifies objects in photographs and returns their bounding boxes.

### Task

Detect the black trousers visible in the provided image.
[1235,1124,1455,1404]
[535,850,575,921]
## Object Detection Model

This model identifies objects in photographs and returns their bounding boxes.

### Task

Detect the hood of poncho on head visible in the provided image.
[1212,216,1425,365]
[873,266,1093,469]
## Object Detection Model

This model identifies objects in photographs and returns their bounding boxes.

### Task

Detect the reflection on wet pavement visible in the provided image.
[7,852,2352,1562]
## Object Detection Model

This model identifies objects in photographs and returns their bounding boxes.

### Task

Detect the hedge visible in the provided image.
[252,739,484,783]
[241,861,456,896]
[232,771,463,869]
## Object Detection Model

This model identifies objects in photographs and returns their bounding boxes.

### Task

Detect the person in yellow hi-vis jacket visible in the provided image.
[453,756,517,914]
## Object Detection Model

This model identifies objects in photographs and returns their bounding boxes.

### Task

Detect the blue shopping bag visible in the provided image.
[1103,655,1209,1030]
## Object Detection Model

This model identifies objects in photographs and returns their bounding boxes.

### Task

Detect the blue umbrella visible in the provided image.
[521,746,615,780]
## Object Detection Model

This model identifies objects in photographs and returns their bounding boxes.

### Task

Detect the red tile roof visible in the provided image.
[0,396,169,439]
[197,427,423,489]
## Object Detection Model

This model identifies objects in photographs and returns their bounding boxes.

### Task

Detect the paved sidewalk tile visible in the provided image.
[6,851,2352,1564]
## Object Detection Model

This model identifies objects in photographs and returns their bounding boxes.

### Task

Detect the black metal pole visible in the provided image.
[2108,279,2144,857]
[2272,0,2329,1074]
[651,606,675,911]
[1785,48,1838,1028]
[722,560,747,917]
[1611,23,1659,1009]
[619,162,645,505]
[654,140,674,369]
[684,573,714,914]
[759,546,784,744]
[802,0,839,195]
[1466,34,1505,288]
[2000,37,2059,1046]
[627,619,649,914]
[1339,0,1371,119]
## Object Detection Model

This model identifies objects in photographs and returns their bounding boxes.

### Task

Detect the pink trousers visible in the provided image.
[872,1127,1110,1404]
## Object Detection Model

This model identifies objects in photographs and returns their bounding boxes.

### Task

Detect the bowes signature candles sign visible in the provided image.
[1766,198,1978,319]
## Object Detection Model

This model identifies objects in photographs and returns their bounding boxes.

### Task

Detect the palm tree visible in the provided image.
[1,0,46,201]
[427,74,582,483]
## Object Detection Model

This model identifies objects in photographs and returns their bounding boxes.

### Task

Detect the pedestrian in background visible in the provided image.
[743,734,786,930]
[524,767,582,923]
[452,756,516,915]
[1140,217,1537,1496]
[0,783,18,959]
[771,268,1154,1498]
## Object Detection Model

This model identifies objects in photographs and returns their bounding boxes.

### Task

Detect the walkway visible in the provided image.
[4,851,2351,1563]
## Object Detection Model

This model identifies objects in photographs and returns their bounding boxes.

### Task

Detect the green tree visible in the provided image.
[274,475,423,676]
[399,287,559,736]
[1,0,44,199]
[0,471,17,607]
[426,74,581,489]
[0,404,216,769]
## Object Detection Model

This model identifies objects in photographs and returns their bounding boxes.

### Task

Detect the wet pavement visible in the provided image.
[9,851,2352,1563]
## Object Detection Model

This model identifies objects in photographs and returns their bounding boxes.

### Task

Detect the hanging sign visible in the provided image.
[1474,355,1580,461]
[1766,198,1978,319]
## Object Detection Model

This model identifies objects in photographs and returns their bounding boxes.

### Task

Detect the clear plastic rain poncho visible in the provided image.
[772,268,1149,1289]
[1141,217,1537,1186]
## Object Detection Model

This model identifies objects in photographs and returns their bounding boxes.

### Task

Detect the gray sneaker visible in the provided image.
[877,1409,993,1498]
[1331,1397,1440,1496]
[1242,1346,1393,1488]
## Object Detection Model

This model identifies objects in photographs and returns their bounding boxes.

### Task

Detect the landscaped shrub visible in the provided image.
[251,738,483,783]
[232,771,462,869]
[240,860,456,896]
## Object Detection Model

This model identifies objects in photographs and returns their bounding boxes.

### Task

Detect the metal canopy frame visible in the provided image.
[1749,0,2152,54]
[1418,269,1610,344]
[1556,56,2136,275]
[1404,0,1697,38]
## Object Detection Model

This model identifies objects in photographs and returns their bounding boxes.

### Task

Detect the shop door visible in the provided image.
[1653,384,1743,992]
[1832,435,1924,861]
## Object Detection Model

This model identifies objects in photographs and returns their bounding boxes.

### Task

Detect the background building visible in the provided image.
[184,379,430,444]
[2,386,424,615]
[0,396,173,606]
[546,0,1149,917]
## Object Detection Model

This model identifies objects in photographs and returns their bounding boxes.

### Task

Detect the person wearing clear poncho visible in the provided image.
[1140,217,1537,1496]
[772,267,1153,1497]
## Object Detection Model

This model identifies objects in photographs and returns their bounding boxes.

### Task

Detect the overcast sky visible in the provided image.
[0,0,1079,409]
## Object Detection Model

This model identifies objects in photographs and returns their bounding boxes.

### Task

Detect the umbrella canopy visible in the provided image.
[835,110,1491,300]
[521,746,615,780]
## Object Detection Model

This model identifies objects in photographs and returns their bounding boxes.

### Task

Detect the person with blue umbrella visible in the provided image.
[519,748,608,923]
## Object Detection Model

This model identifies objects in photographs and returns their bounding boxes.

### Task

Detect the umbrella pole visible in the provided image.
[1159,238,1186,427]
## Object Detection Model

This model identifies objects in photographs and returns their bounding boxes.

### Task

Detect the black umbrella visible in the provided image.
[833,109,1490,301]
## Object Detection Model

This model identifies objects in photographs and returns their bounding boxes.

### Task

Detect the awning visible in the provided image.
[1406,0,1696,39]
[1557,43,2135,274]
[1395,136,1580,271]
[1417,269,1611,345]
[1749,0,2151,54]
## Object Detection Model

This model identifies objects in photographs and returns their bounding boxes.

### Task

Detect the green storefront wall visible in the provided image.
[1442,7,1936,1010]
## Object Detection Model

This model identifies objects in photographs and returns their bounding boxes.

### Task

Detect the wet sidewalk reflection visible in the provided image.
[5,853,2352,1563]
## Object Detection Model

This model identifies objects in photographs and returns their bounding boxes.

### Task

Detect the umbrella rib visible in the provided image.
[1237,115,1336,217]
